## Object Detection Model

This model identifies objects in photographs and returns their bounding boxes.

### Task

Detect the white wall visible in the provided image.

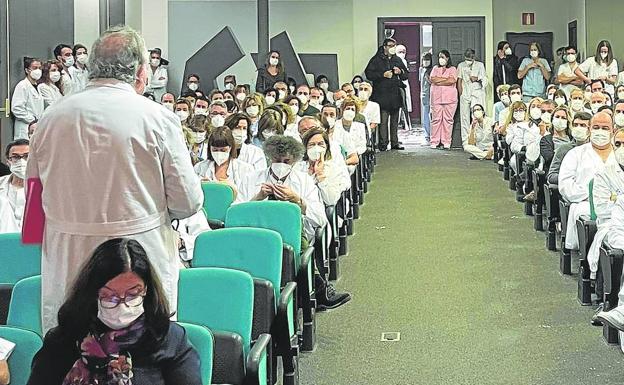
[74,0,100,49]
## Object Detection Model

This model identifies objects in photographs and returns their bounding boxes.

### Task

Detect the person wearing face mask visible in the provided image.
[545,85,558,101]
[419,53,434,144]
[242,94,263,133]
[503,100,528,173]
[27,238,202,384]
[559,111,617,254]
[192,95,210,118]
[174,98,193,129]
[225,113,266,171]
[493,40,520,102]
[144,48,168,102]
[539,106,572,173]
[186,74,201,94]
[364,38,409,151]
[11,57,44,139]
[590,91,608,114]
[28,26,203,334]
[351,75,363,95]
[68,44,90,93]
[274,81,290,101]
[0,140,28,233]
[394,45,412,129]
[569,88,589,114]
[237,135,351,310]
[315,75,334,103]
[547,112,592,184]
[253,109,285,148]
[263,87,278,106]
[557,46,583,97]
[357,82,381,144]
[518,42,551,102]
[457,48,487,146]
[309,87,325,111]
[206,100,229,132]
[295,84,319,117]
[463,104,494,160]
[576,40,618,96]
[53,43,75,95]
[187,115,210,164]
[256,50,287,93]
[160,92,176,112]
[493,85,511,126]
[497,85,524,135]
[552,89,568,108]
[37,60,65,109]
[334,98,367,160]
[429,50,458,150]
[223,74,237,91]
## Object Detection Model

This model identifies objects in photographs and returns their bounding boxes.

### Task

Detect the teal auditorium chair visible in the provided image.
[0,233,41,325]
[225,201,317,352]
[7,275,41,337]
[193,228,299,385]
[202,182,235,229]
[178,322,214,385]
[0,326,43,385]
[178,267,271,385]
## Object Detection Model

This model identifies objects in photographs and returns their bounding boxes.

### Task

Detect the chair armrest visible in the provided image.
[277,282,297,338]
[245,333,272,385]
[207,219,225,230]
[300,246,315,294]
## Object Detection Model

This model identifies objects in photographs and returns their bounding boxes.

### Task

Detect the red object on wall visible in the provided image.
[522,13,535,26]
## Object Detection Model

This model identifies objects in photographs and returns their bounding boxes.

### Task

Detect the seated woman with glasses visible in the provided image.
[27,238,201,385]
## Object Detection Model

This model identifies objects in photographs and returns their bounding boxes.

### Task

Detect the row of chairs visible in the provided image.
[0,140,377,384]
[494,134,624,347]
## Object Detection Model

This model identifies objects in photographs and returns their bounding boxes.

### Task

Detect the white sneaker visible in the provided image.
[596,306,624,331]
[497,158,504,166]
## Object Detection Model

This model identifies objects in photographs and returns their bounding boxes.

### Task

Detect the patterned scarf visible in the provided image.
[62,317,145,385]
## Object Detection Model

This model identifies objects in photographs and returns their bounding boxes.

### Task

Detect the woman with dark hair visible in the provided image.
[351,75,363,95]
[493,40,520,101]
[253,109,285,148]
[316,74,333,103]
[576,40,618,96]
[419,53,433,144]
[69,43,90,93]
[518,41,551,101]
[429,50,458,149]
[225,112,266,170]
[255,50,287,93]
[38,60,64,109]
[11,57,44,139]
[27,238,201,385]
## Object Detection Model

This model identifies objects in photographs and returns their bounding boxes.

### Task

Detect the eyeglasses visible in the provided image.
[99,290,146,309]
[8,154,28,162]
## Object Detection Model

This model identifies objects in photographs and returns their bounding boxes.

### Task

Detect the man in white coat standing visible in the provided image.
[457,49,487,147]
[26,25,204,333]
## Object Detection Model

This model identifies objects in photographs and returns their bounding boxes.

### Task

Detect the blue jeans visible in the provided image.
[421,102,431,141]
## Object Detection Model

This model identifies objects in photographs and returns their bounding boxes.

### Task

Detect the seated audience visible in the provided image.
[0,139,28,233]
[253,109,285,148]
[464,104,494,160]
[548,112,592,184]
[225,113,266,170]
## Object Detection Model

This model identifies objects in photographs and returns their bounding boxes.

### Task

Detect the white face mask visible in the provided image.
[530,50,539,58]
[513,111,526,122]
[567,54,576,63]
[591,103,605,114]
[211,115,226,127]
[510,94,522,103]
[601,51,609,60]
[570,99,585,111]
[541,112,552,124]
[289,105,300,115]
[473,110,484,119]
[298,94,309,105]
[571,125,589,142]
[615,113,624,127]
[388,46,397,55]
[265,96,276,105]
[618,92,624,101]
[232,129,246,145]
[552,117,568,131]
[438,58,447,66]
[529,107,542,120]
[343,110,356,121]
[397,52,406,60]
[500,95,510,105]
[224,83,235,90]
[319,82,329,91]
[504,47,513,56]
[246,105,260,117]
[616,147,624,166]
[97,301,145,330]
[307,145,326,161]
[49,71,61,82]
[353,82,362,90]
[236,93,247,101]
[77,54,88,65]
[335,99,343,109]
[194,107,208,116]
[358,90,370,101]
[188,83,199,91]
[591,129,611,147]
[269,57,279,66]
[423,60,431,67]
[63,56,75,67]
[10,159,26,179]
[289,86,296,94]
[212,150,230,166]
[194,131,207,143]
[162,102,174,111]
[150,58,160,67]
[29,69,42,81]
[554,97,566,106]
[326,116,336,128]
[310,99,321,108]
[271,162,293,179]
[176,110,189,122]
[278,90,287,100]
[547,93,555,101]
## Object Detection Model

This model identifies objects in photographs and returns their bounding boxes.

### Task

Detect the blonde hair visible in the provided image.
[504,101,527,127]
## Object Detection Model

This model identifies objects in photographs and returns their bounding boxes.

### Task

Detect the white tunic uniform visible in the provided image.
[361,101,381,131]
[68,66,89,93]
[37,83,63,109]
[333,121,363,155]
[463,117,494,160]
[578,57,618,96]
[0,175,25,233]
[296,158,351,206]
[194,158,254,187]
[145,65,168,101]
[524,122,544,163]
[457,60,487,146]
[238,143,266,171]
[559,143,617,249]
[11,78,44,139]
[27,79,204,333]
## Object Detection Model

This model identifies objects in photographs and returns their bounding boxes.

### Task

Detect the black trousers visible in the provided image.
[379,108,400,149]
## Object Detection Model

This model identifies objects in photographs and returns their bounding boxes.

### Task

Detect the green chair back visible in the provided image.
[0,326,43,385]
[202,182,235,222]
[0,233,41,284]
[193,228,283,300]
[589,179,597,221]
[178,322,213,385]
[178,268,254,355]
[225,201,302,267]
[7,276,41,337]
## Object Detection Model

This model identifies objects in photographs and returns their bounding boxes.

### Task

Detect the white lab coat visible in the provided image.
[27,79,203,333]
[11,78,44,139]
[284,123,301,142]
[194,158,254,188]
[0,175,25,233]
[334,120,367,155]
[457,60,488,145]
[361,101,381,131]
[177,210,211,262]
[463,117,494,160]
[146,65,168,101]
[296,157,351,206]
[559,143,617,249]
[587,163,624,276]
[238,143,266,171]
[60,70,74,96]
[37,82,63,109]
[68,66,89,93]
[236,167,328,242]
[524,122,544,163]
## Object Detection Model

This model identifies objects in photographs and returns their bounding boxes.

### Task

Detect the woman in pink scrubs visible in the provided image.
[430,50,458,149]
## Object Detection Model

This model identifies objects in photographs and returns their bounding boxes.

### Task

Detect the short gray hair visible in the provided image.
[263,136,304,162]
[89,25,148,83]
[209,100,228,111]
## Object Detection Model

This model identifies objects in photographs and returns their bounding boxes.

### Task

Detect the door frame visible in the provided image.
[0,0,10,159]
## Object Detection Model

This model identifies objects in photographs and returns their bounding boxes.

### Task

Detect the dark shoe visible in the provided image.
[316,281,351,311]
[391,145,405,150]
[591,303,604,326]
[468,155,479,160]
[595,305,624,331]
[379,147,387,152]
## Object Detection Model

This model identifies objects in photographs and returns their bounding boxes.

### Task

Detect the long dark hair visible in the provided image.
[423,53,433,78]
[595,40,613,66]
[225,112,253,145]
[57,238,171,348]
[302,128,332,161]
[438,50,452,68]
[265,50,284,75]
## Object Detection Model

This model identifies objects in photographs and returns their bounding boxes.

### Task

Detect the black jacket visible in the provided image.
[364,47,409,111]
[493,54,520,99]
[255,66,287,93]
[27,322,201,385]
